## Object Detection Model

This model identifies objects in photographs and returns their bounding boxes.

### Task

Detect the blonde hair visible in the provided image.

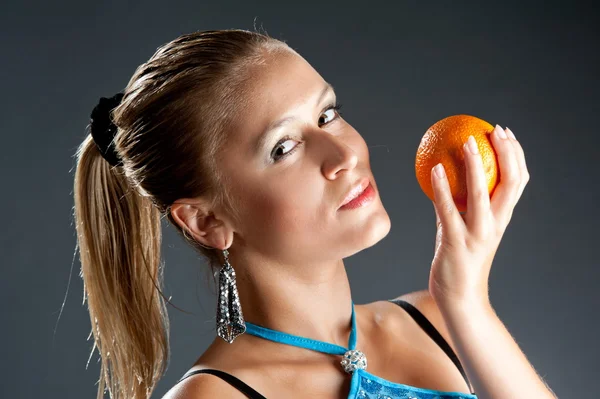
[73,29,292,399]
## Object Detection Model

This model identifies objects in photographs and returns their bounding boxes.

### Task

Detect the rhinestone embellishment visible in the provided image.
[216,249,246,343]
[341,349,367,373]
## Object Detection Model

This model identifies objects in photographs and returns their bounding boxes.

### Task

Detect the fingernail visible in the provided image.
[466,135,479,154]
[506,127,516,140]
[495,124,507,139]
[434,163,445,179]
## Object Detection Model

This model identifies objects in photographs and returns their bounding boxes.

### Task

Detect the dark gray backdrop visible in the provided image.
[2,1,598,398]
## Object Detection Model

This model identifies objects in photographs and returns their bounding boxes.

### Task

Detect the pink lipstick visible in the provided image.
[338,182,376,210]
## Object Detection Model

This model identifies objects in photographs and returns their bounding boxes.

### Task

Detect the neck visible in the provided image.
[232,256,353,348]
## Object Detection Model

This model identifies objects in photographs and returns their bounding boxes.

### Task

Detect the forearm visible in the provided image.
[438,300,557,399]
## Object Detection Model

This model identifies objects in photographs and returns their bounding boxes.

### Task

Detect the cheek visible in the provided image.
[237,184,342,261]
[240,180,330,246]
[246,190,310,235]
[353,131,371,162]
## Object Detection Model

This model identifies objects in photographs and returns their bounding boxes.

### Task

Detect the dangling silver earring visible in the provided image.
[216,248,246,343]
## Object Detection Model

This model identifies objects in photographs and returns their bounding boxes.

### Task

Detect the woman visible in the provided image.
[73,29,555,399]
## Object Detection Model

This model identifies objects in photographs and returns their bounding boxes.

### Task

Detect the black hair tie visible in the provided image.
[90,92,124,167]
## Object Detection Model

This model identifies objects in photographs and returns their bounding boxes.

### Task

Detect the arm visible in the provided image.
[397,290,557,399]
[424,126,557,398]
[438,299,558,399]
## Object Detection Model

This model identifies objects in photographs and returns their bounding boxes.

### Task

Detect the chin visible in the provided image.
[348,210,392,257]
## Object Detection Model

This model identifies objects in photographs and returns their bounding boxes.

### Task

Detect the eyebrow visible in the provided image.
[253,82,335,154]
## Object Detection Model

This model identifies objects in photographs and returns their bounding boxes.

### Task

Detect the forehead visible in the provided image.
[247,51,325,106]
[228,51,330,148]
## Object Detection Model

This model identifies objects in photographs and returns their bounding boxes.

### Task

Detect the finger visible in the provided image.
[489,125,521,225]
[433,204,442,251]
[430,163,464,242]
[505,127,530,203]
[463,135,491,235]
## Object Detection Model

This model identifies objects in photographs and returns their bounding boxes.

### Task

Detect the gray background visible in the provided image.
[2,0,598,398]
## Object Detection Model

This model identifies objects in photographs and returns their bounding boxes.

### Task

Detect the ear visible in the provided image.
[170,199,233,250]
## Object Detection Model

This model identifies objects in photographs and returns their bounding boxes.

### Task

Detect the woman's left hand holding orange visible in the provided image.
[428,125,530,308]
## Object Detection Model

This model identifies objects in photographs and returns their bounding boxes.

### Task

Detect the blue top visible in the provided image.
[176,299,477,399]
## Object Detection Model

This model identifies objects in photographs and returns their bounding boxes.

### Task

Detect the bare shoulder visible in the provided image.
[161,368,250,399]
[368,289,459,354]
[367,291,474,394]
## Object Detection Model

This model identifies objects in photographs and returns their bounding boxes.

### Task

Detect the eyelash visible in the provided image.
[270,103,344,162]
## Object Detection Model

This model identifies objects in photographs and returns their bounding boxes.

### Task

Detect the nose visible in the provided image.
[320,132,359,180]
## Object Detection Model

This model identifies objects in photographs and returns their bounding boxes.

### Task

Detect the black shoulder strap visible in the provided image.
[175,368,267,399]
[388,298,475,395]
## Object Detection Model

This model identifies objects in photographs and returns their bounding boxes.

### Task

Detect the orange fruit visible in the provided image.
[415,115,499,213]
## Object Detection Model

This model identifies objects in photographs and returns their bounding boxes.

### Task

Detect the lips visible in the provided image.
[339,177,370,208]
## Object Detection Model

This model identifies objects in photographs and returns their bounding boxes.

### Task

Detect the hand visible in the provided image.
[428,125,530,308]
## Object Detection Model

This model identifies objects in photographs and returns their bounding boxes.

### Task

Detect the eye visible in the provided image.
[270,103,343,163]
[318,104,343,125]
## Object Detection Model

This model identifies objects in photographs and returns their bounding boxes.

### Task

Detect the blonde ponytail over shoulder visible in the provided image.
[74,135,168,399]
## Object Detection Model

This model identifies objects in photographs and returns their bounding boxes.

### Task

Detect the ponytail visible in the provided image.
[73,135,169,399]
